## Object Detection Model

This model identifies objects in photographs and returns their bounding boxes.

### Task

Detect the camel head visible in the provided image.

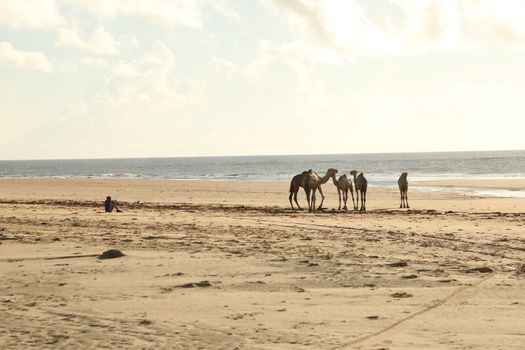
[400,172,408,178]
[349,170,358,177]
[327,168,338,176]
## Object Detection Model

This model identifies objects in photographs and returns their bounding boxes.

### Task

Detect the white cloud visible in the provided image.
[265,0,402,60]
[54,56,109,72]
[265,0,525,62]
[52,102,88,122]
[80,57,108,67]
[64,0,204,28]
[113,60,139,77]
[452,81,508,98]
[207,58,236,79]
[97,40,205,119]
[463,0,525,48]
[119,34,141,50]
[57,25,120,55]
[0,42,51,72]
[392,0,464,51]
[210,0,240,20]
[0,0,63,29]
[244,40,339,85]
[141,40,176,73]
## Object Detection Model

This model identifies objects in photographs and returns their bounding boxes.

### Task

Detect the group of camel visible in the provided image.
[289,169,409,212]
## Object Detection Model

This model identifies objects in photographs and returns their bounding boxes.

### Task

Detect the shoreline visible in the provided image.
[0,178,523,212]
[0,177,523,196]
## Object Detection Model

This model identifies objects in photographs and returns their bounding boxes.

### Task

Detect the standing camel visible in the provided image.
[306,168,338,212]
[288,170,309,210]
[398,172,409,208]
[350,170,368,212]
[332,174,356,211]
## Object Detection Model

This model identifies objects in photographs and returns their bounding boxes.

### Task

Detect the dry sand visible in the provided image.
[0,179,524,349]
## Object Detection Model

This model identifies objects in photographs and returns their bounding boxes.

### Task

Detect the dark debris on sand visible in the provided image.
[176,280,212,288]
[391,292,413,298]
[99,249,125,259]
[387,261,408,267]
[466,266,493,273]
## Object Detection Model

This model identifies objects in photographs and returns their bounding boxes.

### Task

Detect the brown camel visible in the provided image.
[288,170,309,210]
[305,168,338,212]
[350,170,368,212]
[398,172,409,208]
[332,174,356,210]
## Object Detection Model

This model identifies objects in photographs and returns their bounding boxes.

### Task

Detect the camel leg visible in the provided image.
[359,191,364,211]
[289,191,294,210]
[306,189,312,212]
[337,188,341,210]
[362,191,367,212]
[350,189,356,210]
[399,190,403,208]
[405,191,409,208]
[311,189,317,212]
[302,187,309,210]
[355,190,360,211]
[293,191,302,210]
[317,186,325,210]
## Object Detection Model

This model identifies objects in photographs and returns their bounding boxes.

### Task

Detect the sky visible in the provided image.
[1,0,524,160]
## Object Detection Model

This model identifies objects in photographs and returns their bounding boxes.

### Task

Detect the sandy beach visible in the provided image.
[1,179,524,349]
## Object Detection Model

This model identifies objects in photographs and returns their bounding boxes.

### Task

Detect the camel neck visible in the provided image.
[331,175,338,186]
[320,173,332,184]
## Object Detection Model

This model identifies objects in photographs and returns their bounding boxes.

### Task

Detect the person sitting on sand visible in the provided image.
[104,196,122,213]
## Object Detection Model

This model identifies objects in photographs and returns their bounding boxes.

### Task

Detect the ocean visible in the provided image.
[1,150,524,197]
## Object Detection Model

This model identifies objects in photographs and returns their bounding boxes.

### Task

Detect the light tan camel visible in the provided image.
[332,174,356,210]
[398,172,409,208]
[288,170,309,210]
[350,170,368,212]
[306,168,338,212]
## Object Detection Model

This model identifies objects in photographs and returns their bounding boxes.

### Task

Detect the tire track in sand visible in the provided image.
[338,273,496,349]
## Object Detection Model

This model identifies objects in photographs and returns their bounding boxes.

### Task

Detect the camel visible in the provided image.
[398,172,409,208]
[332,174,356,210]
[350,170,368,212]
[288,170,309,210]
[305,168,338,212]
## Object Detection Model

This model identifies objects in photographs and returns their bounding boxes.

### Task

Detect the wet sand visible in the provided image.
[416,178,525,190]
[0,179,524,349]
